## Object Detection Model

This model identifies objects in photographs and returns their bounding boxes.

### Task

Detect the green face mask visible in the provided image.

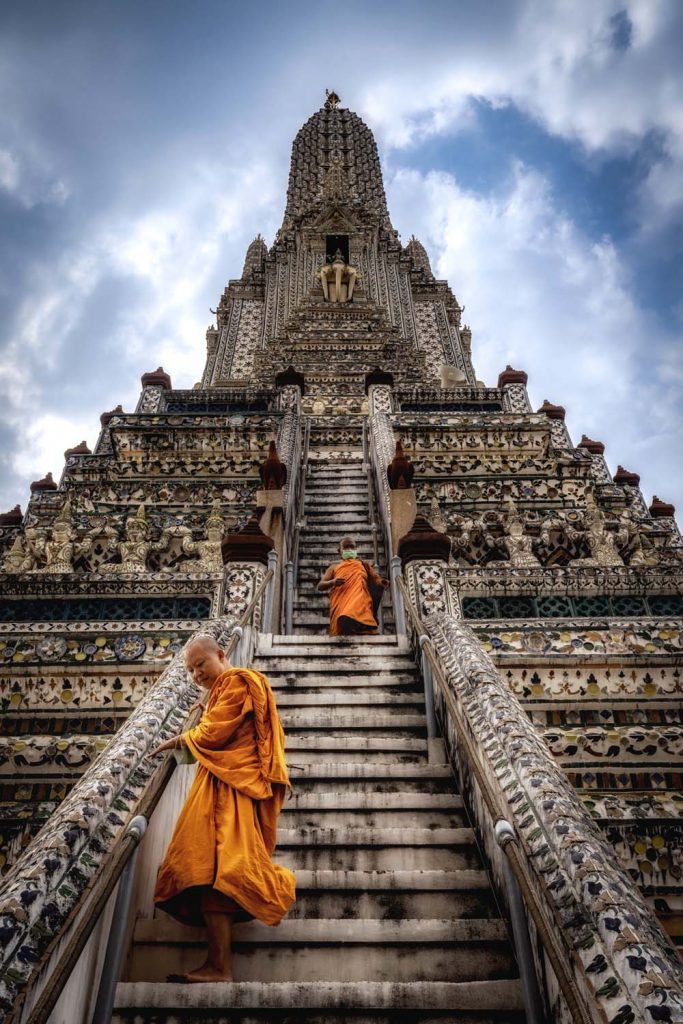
[341,549,357,560]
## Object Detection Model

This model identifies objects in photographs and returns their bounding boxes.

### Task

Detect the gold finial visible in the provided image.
[325,89,340,109]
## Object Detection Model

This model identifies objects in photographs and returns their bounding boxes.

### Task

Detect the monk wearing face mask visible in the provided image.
[317,536,390,636]
[149,635,295,983]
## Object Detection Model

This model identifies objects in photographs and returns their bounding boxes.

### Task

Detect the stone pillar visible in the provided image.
[649,496,682,550]
[398,517,454,619]
[537,399,571,449]
[364,368,394,416]
[136,367,172,414]
[576,435,613,486]
[498,366,531,413]
[256,488,285,631]
[613,465,650,518]
[275,366,305,415]
[222,514,275,630]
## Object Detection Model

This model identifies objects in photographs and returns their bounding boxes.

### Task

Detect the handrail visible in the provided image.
[364,419,392,571]
[362,421,385,633]
[20,568,274,1024]
[365,416,407,633]
[285,415,310,633]
[396,576,593,1024]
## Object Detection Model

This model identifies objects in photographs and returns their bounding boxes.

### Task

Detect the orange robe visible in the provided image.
[328,558,383,636]
[154,667,295,927]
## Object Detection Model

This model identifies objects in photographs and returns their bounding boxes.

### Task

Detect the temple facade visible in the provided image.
[1,91,682,1023]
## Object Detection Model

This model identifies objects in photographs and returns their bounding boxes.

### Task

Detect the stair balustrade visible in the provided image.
[397,574,683,1024]
[0,570,273,1024]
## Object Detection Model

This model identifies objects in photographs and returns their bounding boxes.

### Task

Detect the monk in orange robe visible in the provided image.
[149,635,295,982]
[318,536,390,636]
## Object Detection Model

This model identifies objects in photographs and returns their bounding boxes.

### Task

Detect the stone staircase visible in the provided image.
[113,449,525,1021]
[294,448,393,635]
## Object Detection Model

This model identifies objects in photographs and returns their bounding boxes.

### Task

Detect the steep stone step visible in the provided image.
[265,658,410,672]
[126,918,514,984]
[280,711,427,729]
[275,827,480,871]
[275,691,424,706]
[281,808,463,830]
[114,979,525,1021]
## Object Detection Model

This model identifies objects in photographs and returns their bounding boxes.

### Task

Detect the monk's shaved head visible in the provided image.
[185,635,222,658]
[184,635,228,689]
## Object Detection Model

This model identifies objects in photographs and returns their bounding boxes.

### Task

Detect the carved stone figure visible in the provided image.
[101,504,170,573]
[317,249,358,303]
[2,535,35,573]
[177,501,226,572]
[618,508,660,566]
[502,503,541,568]
[569,495,625,567]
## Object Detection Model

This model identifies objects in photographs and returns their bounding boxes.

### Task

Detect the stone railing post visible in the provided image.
[135,367,172,414]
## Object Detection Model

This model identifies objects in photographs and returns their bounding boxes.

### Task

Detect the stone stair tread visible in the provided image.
[287,794,464,810]
[135,917,507,944]
[289,763,452,779]
[266,634,408,647]
[285,738,426,752]
[281,713,428,727]
[276,827,473,845]
[114,979,523,1012]
[275,692,423,705]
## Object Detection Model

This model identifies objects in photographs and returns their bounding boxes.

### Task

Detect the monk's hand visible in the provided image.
[381,578,390,589]
[187,700,205,716]
[148,736,181,758]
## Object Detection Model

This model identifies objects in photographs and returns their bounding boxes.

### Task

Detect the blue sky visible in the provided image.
[0,0,681,515]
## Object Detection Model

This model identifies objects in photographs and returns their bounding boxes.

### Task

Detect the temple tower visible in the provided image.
[0,91,682,1023]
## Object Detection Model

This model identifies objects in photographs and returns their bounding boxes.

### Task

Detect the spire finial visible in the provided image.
[325,89,340,109]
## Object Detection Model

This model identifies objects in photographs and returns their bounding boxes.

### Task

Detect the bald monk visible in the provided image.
[317,536,390,636]
[149,636,295,982]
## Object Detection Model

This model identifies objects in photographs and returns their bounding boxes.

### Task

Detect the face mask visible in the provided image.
[341,549,357,560]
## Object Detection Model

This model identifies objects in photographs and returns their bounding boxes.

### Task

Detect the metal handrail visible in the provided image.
[362,421,385,633]
[365,417,406,633]
[396,576,593,1024]
[285,415,310,633]
[23,568,274,1024]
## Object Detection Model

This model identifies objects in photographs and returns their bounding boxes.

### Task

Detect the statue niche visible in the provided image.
[317,248,358,304]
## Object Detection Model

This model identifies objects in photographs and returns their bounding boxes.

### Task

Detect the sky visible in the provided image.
[0,0,681,516]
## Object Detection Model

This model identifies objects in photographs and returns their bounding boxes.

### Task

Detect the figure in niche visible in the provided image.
[617,507,660,566]
[37,499,101,573]
[177,501,226,573]
[2,534,37,573]
[502,502,541,568]
[569,494,625,568]
[449,512,479,565]
[101,504,170,573]
[317,249,358,303]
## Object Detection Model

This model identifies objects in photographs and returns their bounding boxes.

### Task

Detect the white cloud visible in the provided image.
[361,0,683,225]
[0,155,282,509]
[387,161,683,511]
[0,149,19,192]
[12,412,94,484]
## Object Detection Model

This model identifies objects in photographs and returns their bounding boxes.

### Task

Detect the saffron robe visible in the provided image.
[154,667,295,927]
[328,557,383,636]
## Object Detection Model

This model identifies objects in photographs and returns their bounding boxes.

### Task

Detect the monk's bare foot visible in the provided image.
[180,963,233,983]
